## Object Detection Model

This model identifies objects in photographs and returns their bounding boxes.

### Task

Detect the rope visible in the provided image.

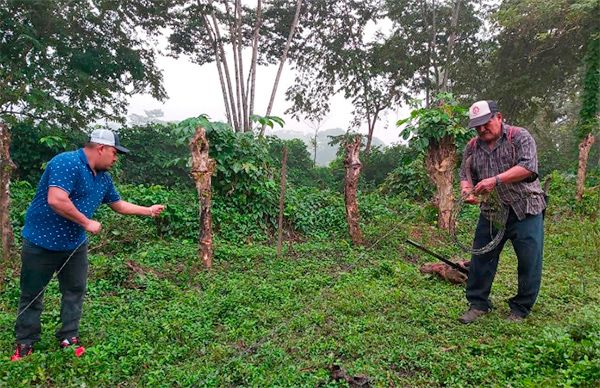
[16,237,89,319]
[450,188,508,255]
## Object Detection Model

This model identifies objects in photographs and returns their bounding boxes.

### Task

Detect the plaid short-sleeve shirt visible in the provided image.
[459,123,546,220]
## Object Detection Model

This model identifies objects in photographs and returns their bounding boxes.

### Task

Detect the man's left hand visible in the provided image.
[148,205,165,217]
[473,177,496,195]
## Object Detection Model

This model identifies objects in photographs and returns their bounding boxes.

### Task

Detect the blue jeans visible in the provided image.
[15,239,88,345]
[466,208,544,317]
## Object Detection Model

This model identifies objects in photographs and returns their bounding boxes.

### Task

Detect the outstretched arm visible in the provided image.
[109,200,165,217]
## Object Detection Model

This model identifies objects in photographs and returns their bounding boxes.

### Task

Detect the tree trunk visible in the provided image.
[277,146,287,256]
[225,1,244,132]
[421,0,430,107]
[203,14,232,126]
[248,0,263,129]
[344,136,363,245]
[0,123,16,263]
[209,11,240,132]
[364,107,381,156]
[439,0,461,92]
[576,133,596,201]
[425,136,456,231]
[312,137,317,167]
[260,0,303,136]
[430,0,439,92]
[234,0,250,132]
[189,127,216,269]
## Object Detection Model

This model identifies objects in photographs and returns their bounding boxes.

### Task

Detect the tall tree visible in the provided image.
[398,93,471,230]
[382,0,488,107]
[487,0,598,196]
[486,0,597,125]
[169,0,303,133]
[285,0,392,155]
[0,0,171,262]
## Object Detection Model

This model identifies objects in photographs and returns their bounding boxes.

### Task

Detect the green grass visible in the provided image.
[1,214,599,386]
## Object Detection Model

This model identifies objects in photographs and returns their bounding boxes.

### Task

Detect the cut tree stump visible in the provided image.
[344,136,363,245]
[189,127,216,269]
[576,133,596,201]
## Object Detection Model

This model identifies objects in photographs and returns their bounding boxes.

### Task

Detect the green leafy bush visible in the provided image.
[119,123,191,187]
[267,137,336,189]
[378,154,434,200]
[361,144,418,189]
[10,121,86,183]
[545,170,600,218]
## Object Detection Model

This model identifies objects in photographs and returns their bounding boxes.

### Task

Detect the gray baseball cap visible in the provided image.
[89,129,130,154]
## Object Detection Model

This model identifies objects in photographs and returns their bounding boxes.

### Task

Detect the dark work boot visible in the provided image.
[506,311,525,323]
[458,308,490,324]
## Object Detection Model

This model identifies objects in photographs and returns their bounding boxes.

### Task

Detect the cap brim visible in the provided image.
[468,113,492,128]
[115,145,130,154]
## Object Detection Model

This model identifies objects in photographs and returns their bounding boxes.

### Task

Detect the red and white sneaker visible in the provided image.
[59,337,85,357]
[10,343,33,361]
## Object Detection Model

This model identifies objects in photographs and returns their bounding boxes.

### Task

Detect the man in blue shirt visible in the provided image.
[12,129,165,361]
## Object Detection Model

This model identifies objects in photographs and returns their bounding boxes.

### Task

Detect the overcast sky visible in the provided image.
[127,50,407,145]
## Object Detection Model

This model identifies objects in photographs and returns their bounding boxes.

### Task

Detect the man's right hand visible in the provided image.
[84,220,102,234]
[462,190,480,205]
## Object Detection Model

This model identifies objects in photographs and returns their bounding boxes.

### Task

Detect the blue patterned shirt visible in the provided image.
[22,149,120,251]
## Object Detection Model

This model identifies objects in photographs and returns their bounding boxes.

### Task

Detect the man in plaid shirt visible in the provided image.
[458,100,547,324]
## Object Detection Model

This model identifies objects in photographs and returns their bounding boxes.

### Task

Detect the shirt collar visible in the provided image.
[77,148,95,174]
[501,123,508,137]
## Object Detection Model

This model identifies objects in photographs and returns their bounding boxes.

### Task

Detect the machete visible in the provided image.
[404,239,469,274]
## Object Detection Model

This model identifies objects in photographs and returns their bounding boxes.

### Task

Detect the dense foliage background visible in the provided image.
[1,0,599,385]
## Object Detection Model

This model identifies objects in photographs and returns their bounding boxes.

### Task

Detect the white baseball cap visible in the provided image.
[89,129,130,154]
[468,100,499,128]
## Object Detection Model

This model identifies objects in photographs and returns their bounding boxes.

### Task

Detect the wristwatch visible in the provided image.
[495,175,501,186]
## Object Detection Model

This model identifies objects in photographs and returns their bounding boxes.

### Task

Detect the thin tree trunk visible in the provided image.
[225,1,244,132]
[232,0,250,132]
[425,136,456,231]
[313,135,318,167]
[0,123,16,263]
[189,127,216,269]
[203,14,232,126]
[440,0,461,91]
[248,0,263,129]
[364,107,381,156]
[260,0,303,136]
[233,0,249,132]
[430,0,439,93]
[576,133,596,201]
[421,0,431,107]
[362,78,373,156]
[344,136,363,245]
[277,146,287,256]
[210,11,240,132]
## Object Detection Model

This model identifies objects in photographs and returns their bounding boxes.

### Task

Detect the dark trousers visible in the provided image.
[466,209,544,317]
[15,239,88,345]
